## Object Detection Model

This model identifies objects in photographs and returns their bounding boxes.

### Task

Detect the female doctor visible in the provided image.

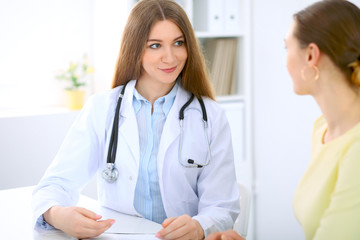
[32,0,240,239]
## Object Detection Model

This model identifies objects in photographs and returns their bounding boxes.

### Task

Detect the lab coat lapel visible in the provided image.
[157,86,189,177]
[118,80,140,166]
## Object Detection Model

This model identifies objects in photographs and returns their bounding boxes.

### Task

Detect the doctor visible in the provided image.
[32,0,240,239]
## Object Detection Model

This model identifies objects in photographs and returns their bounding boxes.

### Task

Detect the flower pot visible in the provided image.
[65,89,85,110]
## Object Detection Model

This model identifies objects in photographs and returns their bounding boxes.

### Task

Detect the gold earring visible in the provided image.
[301,65,320,81]
[348,59,360,87]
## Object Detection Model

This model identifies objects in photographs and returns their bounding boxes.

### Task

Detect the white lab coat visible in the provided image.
[32,80,240,236]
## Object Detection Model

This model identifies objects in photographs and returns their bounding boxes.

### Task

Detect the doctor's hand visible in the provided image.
[204,229,245,240]
[43,206,115,239]
[156,214,204,240]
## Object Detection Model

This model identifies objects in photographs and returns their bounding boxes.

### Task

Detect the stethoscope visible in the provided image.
[102,82,212,183]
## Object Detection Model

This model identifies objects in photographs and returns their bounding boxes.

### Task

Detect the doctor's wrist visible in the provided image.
[43,205,63,229]
[193,219,205,240]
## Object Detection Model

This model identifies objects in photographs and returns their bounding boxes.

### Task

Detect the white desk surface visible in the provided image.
[0,186,159,240]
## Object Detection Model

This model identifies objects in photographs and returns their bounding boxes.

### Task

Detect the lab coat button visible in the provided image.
[129,176,133,181]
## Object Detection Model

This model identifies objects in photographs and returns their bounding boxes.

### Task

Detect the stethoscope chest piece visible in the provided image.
[102,163,119,183]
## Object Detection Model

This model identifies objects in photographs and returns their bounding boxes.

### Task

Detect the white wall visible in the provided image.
[0,110,98,198]
[0,0,94,109]
[0,111,79,189]
[252,0,319,239]
[92,0,130,93]
[0,0,130,197]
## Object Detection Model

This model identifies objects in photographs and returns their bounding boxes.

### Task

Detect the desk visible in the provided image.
[0,186,159,240]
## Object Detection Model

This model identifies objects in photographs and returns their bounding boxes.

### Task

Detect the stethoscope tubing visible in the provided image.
[107,81,128,164]
[178,94,212,168]
[102,82,128,183]
[103,82,211,183]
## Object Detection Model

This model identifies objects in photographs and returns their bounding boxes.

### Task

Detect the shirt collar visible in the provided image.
[132,87,143,114]
[162,82,178,116]
[132,81,178,117]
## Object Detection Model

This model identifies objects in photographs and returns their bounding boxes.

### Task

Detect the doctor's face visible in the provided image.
[140,20,188,88]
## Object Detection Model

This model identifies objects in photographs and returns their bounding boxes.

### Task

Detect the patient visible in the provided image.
[287,0,360,239]
[206,0,360,239]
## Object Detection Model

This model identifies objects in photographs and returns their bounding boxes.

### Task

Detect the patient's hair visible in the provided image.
[293,0,360,86]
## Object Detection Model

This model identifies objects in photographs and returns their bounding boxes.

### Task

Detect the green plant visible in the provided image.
[56,55,94,90]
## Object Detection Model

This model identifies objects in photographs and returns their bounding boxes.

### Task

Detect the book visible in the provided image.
[204,38,238,96]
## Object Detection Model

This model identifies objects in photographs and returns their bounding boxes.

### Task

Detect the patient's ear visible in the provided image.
[305,43,320,66]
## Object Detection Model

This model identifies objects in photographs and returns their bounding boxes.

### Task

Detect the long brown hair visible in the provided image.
[111,0,215,100]
[293,0,360,86]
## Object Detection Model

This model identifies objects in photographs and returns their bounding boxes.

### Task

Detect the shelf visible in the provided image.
[216,95,245,103]
[195,31,244,38]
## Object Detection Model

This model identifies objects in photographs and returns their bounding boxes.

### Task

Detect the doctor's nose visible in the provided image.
[161,47,175,63]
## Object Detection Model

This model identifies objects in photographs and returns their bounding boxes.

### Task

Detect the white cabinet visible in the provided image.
[192,0,244,35]
[184,0,253,190]
[186,1,254,238]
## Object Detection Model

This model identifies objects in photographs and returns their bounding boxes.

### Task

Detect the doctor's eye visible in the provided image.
[174,40,184,46]
[149,43,161,49]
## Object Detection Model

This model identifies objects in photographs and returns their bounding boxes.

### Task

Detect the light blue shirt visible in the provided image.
[132,82,178,224]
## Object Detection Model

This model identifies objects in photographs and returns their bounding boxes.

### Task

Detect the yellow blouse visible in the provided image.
[293,116,360,240]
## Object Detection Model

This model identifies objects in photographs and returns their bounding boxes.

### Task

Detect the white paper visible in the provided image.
[94,206,163,234]
[93,233,159,240]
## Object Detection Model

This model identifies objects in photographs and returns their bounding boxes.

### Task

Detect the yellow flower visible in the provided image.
[87,67,94,74]
[56,54,94,90]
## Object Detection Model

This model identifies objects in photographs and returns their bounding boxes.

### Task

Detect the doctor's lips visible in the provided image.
[160,66,177,73]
